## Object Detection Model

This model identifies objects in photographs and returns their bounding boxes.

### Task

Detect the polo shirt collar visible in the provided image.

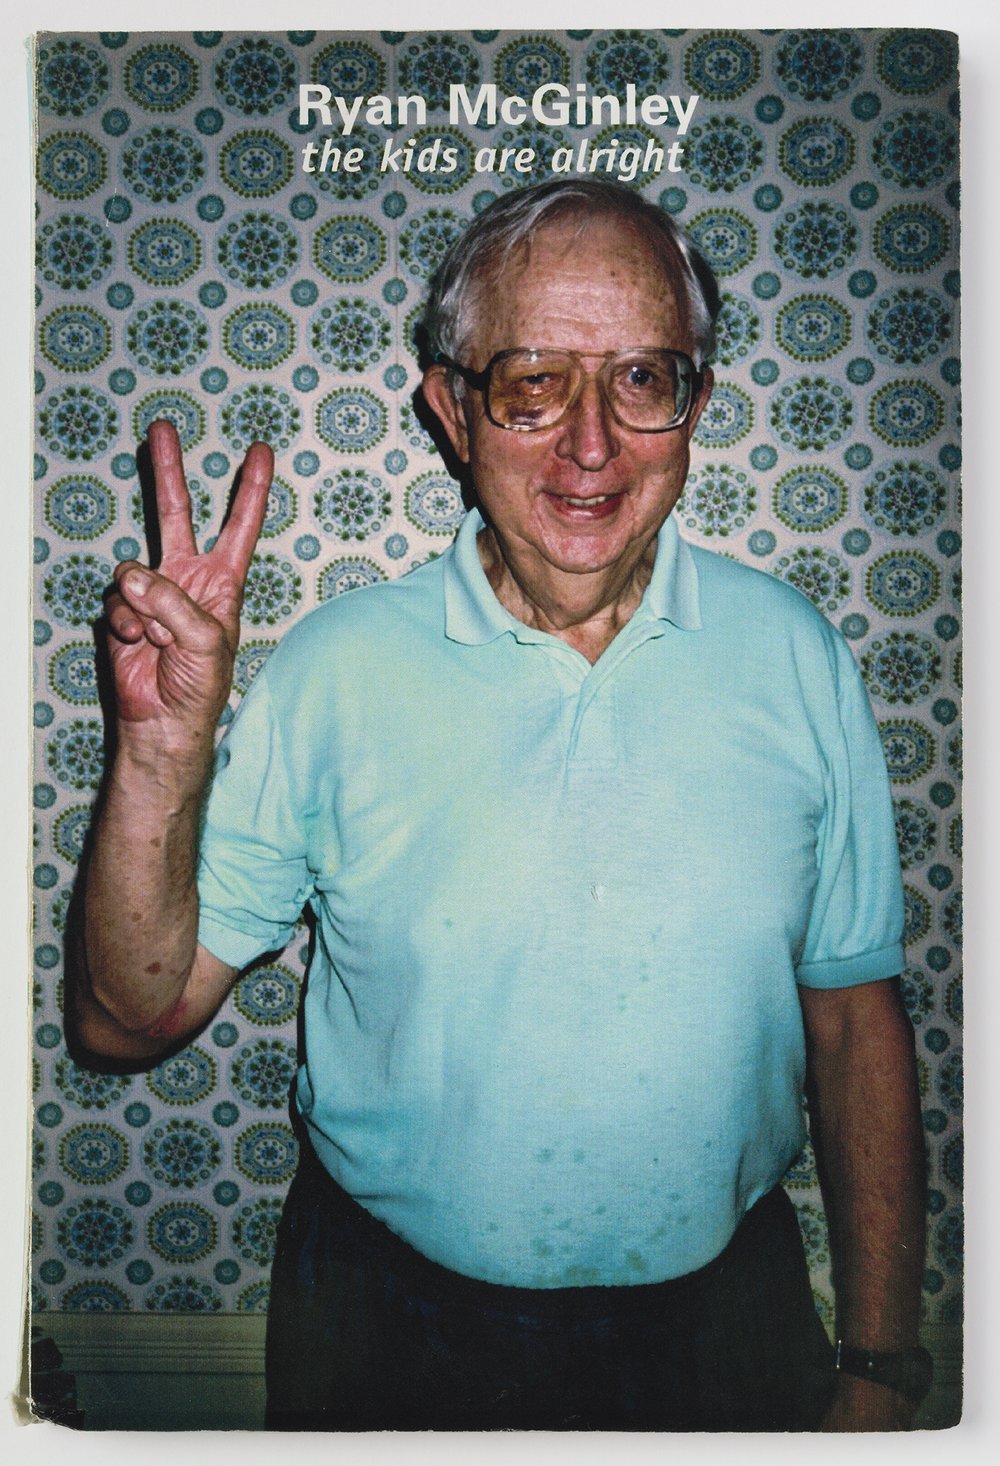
[443,508,702,646]
[643,511,702,632]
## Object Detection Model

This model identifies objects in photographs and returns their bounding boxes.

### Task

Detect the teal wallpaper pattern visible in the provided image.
[32,30,961,1323]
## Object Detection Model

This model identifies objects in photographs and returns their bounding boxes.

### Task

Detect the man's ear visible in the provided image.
[422,364,470,463]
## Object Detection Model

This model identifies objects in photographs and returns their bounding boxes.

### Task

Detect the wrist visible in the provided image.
[824,1372,916,1432]
[113,719,218,792]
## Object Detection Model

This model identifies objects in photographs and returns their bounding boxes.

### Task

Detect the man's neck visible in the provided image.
[476,526,657,664]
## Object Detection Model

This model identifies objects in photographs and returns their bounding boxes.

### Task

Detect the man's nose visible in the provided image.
[553,377,621,471]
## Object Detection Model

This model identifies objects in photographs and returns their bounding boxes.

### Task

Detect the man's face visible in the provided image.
[424,215,712,586]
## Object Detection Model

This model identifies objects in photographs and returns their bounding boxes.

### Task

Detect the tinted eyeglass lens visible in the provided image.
[608,352,687,429]
[489,351,575,429]
[486,351,691,430]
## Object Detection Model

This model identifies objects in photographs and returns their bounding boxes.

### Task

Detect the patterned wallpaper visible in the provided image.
[32,29,961,1325]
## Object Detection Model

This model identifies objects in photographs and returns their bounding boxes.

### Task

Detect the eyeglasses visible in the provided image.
[435,347,703,434]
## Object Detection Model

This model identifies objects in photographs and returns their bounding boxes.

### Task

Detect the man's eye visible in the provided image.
[512,371,560,392]
[627,367,656,388]
[615,360,675,397]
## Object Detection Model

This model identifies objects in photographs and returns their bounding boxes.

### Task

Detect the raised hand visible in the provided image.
[106,420,273,736]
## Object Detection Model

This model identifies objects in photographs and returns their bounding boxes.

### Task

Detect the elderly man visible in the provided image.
[76,179,926,1432]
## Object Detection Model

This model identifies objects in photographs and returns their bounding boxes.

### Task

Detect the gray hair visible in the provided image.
[424,178,721,371]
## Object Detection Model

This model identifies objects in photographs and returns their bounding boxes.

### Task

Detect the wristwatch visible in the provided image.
[834,1340,934,1406]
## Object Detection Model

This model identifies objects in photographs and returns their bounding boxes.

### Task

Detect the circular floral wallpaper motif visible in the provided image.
[684,33,760,101]
[678,463,756,536]
[121,126,205,203]
[774,31,864,103]
[37,132,109,200]
[37,212,114,290]
[311,39,386,99]
[124,43,200,113]
[495,35,571,95]
[37,38,111,117]
[775,294,851,363]
[773,203,859,280]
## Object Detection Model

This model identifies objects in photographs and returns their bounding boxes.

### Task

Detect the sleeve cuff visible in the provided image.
[197,912,290,972]
[795,941,905,990]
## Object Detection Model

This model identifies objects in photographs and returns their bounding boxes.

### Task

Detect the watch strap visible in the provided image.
[834,1340,933,1405]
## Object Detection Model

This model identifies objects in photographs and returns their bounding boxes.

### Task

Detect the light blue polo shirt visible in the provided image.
[197,509,904,1288]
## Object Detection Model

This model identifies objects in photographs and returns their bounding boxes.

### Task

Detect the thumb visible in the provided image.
[116,565,230,655]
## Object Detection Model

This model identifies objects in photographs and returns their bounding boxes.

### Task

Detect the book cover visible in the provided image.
[29,27,961,1430]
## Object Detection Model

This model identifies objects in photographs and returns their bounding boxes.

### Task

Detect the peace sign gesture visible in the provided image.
[106,420,273,739]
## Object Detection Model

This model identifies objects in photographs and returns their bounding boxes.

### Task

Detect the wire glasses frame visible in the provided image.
[435,347,704,434]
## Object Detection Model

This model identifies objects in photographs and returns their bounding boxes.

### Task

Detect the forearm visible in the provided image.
[80,726,215,1043]
[804,981,925,1350]
[799,980,926,1431]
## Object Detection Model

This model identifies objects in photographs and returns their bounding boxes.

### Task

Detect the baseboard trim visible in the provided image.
[40,1312,962,1431]
[42,1313,268,1430]
[49,1310,267,1372]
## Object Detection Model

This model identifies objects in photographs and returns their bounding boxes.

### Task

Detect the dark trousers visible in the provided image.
[266,1148,836,1431]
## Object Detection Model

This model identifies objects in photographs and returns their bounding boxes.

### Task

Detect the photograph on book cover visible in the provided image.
[28,26,961,1432]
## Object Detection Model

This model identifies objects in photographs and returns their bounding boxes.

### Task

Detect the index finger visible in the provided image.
[147,419,197,560]
[213,440,274,577]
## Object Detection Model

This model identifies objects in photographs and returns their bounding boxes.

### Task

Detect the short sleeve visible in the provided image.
[795,632,905,989]
[196,670,312,970]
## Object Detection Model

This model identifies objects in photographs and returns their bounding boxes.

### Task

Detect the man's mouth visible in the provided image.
[545,490,625,517]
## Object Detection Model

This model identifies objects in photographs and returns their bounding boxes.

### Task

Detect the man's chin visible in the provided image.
[534,528,651,580]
